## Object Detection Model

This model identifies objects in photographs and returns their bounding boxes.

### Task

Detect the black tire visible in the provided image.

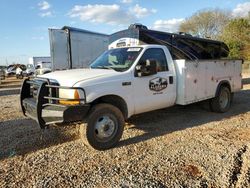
[210,86,231,113]
[80,103,124,150]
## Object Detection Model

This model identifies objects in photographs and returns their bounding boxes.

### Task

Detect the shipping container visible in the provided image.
[49,26,109,71]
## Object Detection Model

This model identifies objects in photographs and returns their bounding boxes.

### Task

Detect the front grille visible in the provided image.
[47,82,60,104]
[25,78,85,106]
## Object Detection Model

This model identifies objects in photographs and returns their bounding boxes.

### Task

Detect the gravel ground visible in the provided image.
[0,83,250,187]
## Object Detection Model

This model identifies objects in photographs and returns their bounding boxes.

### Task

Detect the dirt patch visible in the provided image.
[183,164,203,178]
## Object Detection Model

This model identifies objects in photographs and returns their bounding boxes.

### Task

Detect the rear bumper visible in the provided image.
[20,78,89,128]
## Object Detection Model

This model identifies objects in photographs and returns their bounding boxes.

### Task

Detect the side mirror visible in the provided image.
[135,59,157,77]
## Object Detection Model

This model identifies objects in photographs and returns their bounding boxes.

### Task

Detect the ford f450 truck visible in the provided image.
[20,24,243,150]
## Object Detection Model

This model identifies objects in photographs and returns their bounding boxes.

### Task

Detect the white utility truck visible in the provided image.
[20,24,243,150]
[34,61,52,75]
[26,57,51,76]
[49,26,109,71]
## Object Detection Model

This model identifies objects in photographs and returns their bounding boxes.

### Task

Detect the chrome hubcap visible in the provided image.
[219,90,229,109]
[94,116,116,140]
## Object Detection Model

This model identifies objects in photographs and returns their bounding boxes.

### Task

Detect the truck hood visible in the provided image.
[38,68,117,86]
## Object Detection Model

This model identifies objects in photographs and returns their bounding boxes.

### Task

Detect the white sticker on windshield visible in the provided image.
[127,48,141,52]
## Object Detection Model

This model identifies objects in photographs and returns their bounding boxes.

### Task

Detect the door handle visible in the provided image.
[169,76,173,84]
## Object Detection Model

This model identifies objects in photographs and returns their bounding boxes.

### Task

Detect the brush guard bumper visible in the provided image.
[20,78,90,129]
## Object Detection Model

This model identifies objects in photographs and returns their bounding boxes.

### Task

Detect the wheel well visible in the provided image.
[91,95,128,119]
[216,80,231,96]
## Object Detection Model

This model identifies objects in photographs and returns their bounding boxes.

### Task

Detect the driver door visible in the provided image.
[132,48,176,114]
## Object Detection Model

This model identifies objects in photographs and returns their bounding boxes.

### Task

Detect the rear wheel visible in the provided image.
[80,103,124,150]
[210,86,231,113]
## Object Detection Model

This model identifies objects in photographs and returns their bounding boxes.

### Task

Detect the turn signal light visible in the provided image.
[59,89,80,105]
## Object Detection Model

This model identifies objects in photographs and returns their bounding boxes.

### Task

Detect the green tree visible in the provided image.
[179,9,230,39]
[221,18,250,60]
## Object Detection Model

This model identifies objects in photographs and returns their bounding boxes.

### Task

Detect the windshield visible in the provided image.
[90,47,142,72]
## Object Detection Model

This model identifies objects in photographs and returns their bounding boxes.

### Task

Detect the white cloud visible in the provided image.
[39,11,52,17]
[232,2,250,18]
[38,1,51,10]
[38,1,53,17]
[68,3,157,26]
[121,0,133,4]
[152,18,185,32]
[68,4,136,25]
[131,4,157,18]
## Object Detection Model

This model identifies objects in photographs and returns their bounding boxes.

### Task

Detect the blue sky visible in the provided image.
[0,0,249,65]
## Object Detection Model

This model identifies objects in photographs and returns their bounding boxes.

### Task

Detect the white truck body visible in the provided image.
[38,45,242,117]
[49,27,109,71]
[174,59,242,105]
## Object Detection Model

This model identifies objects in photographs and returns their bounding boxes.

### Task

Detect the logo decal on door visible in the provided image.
[149,77,168,92]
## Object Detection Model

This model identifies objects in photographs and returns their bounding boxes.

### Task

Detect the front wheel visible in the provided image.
[210,86,231,113]
[80,103,124,150]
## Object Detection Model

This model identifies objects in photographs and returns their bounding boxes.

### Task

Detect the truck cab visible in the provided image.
[88,45,177,115]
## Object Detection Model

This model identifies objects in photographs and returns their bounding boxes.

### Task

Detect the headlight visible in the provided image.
[59,89,85,105]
